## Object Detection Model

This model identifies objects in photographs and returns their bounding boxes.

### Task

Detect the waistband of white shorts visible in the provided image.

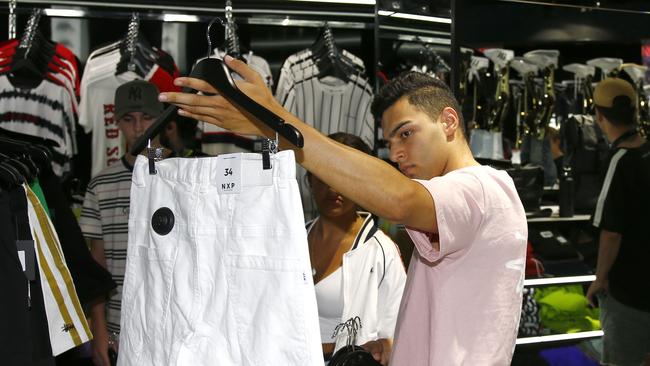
[132,150,296,188]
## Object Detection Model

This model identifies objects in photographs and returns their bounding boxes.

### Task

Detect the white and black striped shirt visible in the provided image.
[275,50,374,220]
[79,156,133,333]
[0,75,76,176]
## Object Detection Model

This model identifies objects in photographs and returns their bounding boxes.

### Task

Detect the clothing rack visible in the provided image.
[8,0,17,39]
[495,0,650,15]
[124,12,140,73]
[322,23,337,59]
[223,0,240,58]
[18,8,42,57]
[4,2,374,29]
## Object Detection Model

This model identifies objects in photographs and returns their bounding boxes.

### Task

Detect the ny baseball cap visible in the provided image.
[115,80,164,120]
[593,77,636,108]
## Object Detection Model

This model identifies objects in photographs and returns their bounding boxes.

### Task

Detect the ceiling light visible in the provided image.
[162,14,200,22]
[290,0,376,4]
[43,9,86,18]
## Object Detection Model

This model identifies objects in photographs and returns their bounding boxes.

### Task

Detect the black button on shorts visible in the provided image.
[151,207,174,235]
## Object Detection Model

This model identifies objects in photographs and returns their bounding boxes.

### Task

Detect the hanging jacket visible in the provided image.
[307,212,406,352]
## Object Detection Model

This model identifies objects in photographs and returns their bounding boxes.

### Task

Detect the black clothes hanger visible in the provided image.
[132,17,304,157]
[154,48,178,76]
[0,161,25,188]
[131,15,223,156]
[115,35,157,76]
[195,59,302,143]
[315,56,355,83]
[0,126,59,148]
[131,57,304,155]
[7,10,56,89]
[0,163,20,189]
[0,128,55,168]
[0,131,53,174]
[310,26,331,59]
[0,152,34,182]
[114,13,156,78]
[311,25,356,83]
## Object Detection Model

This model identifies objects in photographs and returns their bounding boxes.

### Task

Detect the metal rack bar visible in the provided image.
[3,4,374,30]
[495,0,650,16]
[379,25,451,37]
[527,214,591,223]
[381,32,451,46]
[0,0,375,18]
[516,330,603,345]
[524,275,595,287]
[243,17,370,29]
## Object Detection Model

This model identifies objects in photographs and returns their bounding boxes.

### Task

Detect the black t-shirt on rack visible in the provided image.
[592,141,650,312]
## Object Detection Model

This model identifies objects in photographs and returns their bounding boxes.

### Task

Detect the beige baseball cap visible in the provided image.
[593,77,636,108]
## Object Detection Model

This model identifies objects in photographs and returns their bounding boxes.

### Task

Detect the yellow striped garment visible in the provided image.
[24,184,93,356]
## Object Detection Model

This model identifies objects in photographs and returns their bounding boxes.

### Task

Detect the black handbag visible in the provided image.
[328,317,382,366]
[329,345,381,366]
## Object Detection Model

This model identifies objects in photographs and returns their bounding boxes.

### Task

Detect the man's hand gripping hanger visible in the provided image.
[131,17,303,174]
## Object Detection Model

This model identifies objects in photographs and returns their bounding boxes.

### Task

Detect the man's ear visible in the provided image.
[441,107,459,138]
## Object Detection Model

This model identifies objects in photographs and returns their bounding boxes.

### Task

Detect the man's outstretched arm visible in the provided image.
[160,56,436,233]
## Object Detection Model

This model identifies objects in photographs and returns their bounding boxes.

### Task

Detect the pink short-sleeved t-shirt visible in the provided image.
[390,165,527,366]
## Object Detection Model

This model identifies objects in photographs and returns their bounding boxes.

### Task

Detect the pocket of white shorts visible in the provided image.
[121,244,177,356]
[225,255,309,365]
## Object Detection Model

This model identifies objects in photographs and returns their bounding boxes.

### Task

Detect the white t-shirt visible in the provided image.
[276,48,366,103]
[275,49,374,220]
[79,44,173,176]
[79,71,139,177]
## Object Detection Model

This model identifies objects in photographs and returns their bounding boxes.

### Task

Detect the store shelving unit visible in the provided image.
[517,205,600,346]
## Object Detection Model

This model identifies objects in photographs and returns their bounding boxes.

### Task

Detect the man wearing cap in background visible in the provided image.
[586,77,650,366]
[79,80,169,366]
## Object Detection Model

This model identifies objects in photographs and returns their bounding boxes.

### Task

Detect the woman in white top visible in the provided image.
[306,132,406,365]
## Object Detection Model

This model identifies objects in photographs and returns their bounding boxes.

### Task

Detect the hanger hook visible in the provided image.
[206,17,226,58]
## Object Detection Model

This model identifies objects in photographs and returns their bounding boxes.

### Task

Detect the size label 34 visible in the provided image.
[216,153,243,194]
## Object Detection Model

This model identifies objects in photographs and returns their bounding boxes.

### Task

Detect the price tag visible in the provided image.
[16,240,36,281]
[216,153,242,194]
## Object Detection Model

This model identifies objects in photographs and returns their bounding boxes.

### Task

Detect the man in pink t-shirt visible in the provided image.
[369,73,527,365]
[162,58,528,365]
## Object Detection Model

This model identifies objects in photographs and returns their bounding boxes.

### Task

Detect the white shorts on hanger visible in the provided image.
[118,151,323,366]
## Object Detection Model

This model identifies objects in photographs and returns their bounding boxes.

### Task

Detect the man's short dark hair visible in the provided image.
[371,71,464,132]
[595,98,636,126]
